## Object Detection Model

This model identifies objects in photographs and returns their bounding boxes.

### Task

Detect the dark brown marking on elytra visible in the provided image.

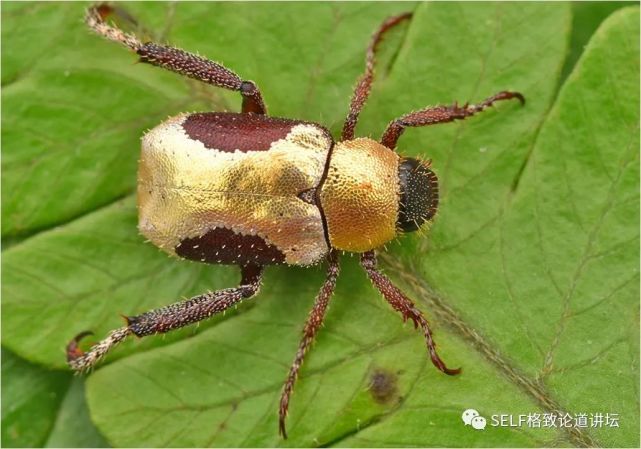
[369,368,400,405]
[182,112,331,153]
[176,227,285,266]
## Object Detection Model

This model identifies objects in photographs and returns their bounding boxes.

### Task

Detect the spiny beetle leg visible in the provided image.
[66,264,263,372]
[341,12,413,141]
[278,251,340,439]
[85,4,266,114]
[381,90,525,149]
[360,251,461,376]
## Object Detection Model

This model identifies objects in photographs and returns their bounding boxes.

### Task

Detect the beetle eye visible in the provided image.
[397,157,439,232]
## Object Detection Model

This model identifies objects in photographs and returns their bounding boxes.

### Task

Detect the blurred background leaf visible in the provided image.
[1,348,71,447]
[1,348,107,447]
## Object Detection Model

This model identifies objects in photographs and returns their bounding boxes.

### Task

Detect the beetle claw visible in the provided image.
[66,330,94,362]
[444,366,462,375]
[278,419,288,439]
[429,349,462,376]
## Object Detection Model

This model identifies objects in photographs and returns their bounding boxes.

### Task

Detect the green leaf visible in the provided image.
[45,378,110,448]
[1,348,108,448]
[2,2,638,447]
[1,348,70,447]
[560,1,632,82]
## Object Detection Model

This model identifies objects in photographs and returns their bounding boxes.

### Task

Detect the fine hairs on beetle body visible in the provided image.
[67,4,525,438]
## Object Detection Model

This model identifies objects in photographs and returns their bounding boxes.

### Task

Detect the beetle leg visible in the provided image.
[278,251,340,439]
[85,4,266,114]
[381,91,525,149]
[66,264,263,372]
[341,12,413,141]
[360,251,460,375]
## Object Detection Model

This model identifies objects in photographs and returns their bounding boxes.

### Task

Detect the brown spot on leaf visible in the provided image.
[369,368,399,404]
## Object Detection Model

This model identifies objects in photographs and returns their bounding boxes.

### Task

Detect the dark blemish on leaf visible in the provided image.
[369,367,399,404]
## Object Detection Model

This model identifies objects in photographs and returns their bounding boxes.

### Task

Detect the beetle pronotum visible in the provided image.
[68,4,524,438]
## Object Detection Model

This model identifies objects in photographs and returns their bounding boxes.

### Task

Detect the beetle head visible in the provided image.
[397,157,439,232]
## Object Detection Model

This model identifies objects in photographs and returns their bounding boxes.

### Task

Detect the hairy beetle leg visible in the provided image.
[86,4,266,114]
[66,264,263,372]
[342,12,413,141]
[360,251,461,376]
[381,91,525,149]
[278,251,340,439]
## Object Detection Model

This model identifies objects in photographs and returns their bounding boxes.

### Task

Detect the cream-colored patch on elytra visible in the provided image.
[138,114,331,266]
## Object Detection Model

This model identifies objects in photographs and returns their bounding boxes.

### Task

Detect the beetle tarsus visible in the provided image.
[67,327,131,372]
[85,4,142,51]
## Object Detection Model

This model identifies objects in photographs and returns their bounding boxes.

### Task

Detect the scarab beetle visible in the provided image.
[68,4,525,437]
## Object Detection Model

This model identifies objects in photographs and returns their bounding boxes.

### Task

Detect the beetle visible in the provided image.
[67,4,524,438]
